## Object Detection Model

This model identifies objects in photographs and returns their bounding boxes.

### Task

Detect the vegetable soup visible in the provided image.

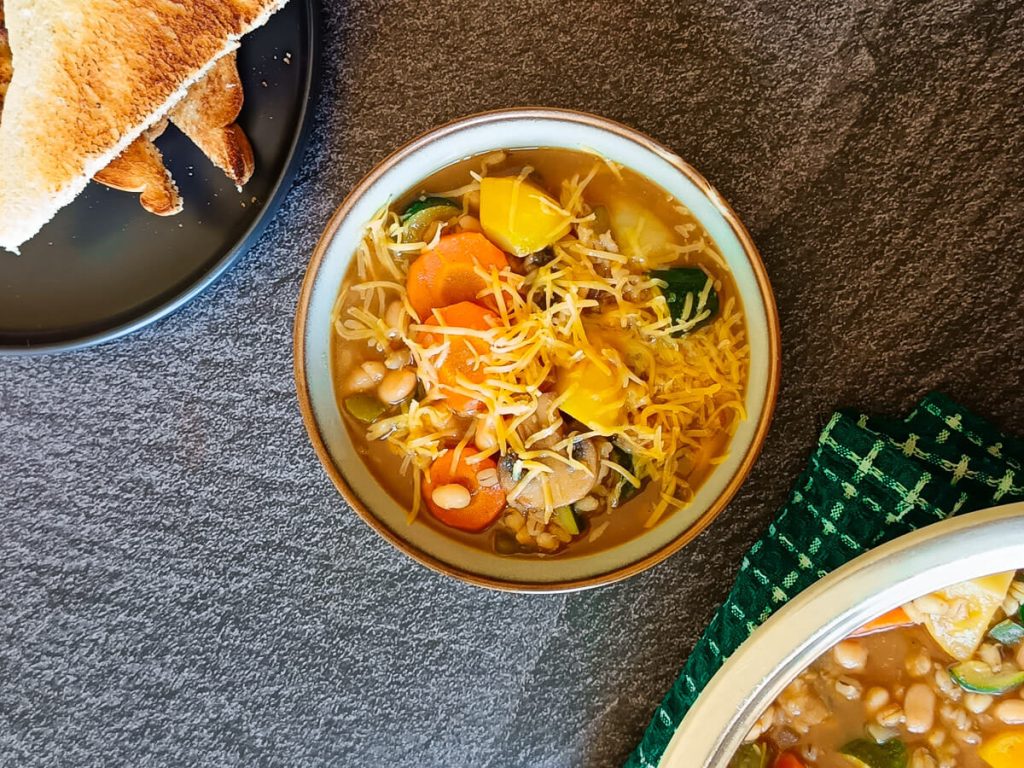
[732,572,1024,768]
[330,148,749,557]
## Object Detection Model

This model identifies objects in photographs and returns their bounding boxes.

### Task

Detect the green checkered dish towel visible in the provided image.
[626,392,1024,768]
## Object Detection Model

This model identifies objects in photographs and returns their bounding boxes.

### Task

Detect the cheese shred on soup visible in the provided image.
[330,148,749,557]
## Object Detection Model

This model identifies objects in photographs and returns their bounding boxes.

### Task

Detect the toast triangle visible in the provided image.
[0,0,289,253]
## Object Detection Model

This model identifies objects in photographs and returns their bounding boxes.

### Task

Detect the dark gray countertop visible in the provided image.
[2,1,1023,765]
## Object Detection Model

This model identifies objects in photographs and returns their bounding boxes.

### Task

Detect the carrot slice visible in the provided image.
[423,451,505,532]
[849,606,916,638]
[418,301,496,414]
[775,754,805,768]
[406,232,508,320]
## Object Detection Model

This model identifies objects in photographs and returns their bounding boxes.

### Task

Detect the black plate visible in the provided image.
[0,0,318,355]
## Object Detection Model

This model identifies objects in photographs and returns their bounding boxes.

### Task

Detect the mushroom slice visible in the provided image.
[498,438,599,512]
[514,392,563,450]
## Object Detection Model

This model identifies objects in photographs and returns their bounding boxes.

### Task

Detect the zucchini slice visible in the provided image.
[839,738,908,768]
[344,394,387,424]
[401,196,461,243]
[729,743,769,768]
[988,618,1024,646]
[607,448,641,509]
[949,659,1024,694]
[553,506,580,536]
[650,267,720,334]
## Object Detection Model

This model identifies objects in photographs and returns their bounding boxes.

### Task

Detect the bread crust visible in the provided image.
[2,13,255,218]
[0,0,289,252]
[171,52,255,189]
[93,136,183,217]
[0,8,11,112]
[3,4,181,216]
[92,52,258,214]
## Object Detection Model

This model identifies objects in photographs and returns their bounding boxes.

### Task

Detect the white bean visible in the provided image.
[867,723,898,744]
[934,667,960,699]
[905,683,936,734]
[476,467,499,487]
[955,729,981,745]
[835,676,862,700]
[377,369,417,404]
[360,360,386,383]
[995,699,1024,724]
[979,643,1002,672]
[346,367,376,393]
[474,416,498,451]
[431,484,471,510]
[964,692,993,714]
[833,639,868,671]
[906,647,932,678]
[384,349,411,370]
[865,687,890,713]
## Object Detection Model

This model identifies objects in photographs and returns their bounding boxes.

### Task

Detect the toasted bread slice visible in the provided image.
[95,54,254,213]
[0,0,290,253]
[95,55,259,213]
[1,3,180,216]
[2,5,252,217]
[171,52,255,189]
[93,133,183,217]
[2,42,250,216]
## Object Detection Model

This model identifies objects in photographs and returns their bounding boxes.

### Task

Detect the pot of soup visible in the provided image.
[660,502,1024,768]
[294,108,780,590]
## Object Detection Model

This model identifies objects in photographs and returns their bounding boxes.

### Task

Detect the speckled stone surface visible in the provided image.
[2,1,1023,765]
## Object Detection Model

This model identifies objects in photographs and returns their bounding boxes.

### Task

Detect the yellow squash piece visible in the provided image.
[556,357,626,435]
[479,176,571,256]
[918,572,1016,661]
[979,730,1024,768]
[606,198,677,266]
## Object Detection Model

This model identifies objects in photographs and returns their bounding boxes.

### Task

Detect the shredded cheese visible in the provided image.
[331,156,749,530]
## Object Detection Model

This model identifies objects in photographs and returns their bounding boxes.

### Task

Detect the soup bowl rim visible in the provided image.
[661,501,1024,767]
[293,107,782,592]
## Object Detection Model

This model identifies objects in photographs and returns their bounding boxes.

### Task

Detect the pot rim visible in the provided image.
[660,501,1024,767]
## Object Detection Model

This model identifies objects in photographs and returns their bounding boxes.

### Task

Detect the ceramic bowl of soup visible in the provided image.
[294,108,781,590]
[663,502,1024,768]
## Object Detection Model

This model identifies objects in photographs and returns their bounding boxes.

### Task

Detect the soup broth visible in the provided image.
[732,572,1024,768]
[330,148,749,558]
